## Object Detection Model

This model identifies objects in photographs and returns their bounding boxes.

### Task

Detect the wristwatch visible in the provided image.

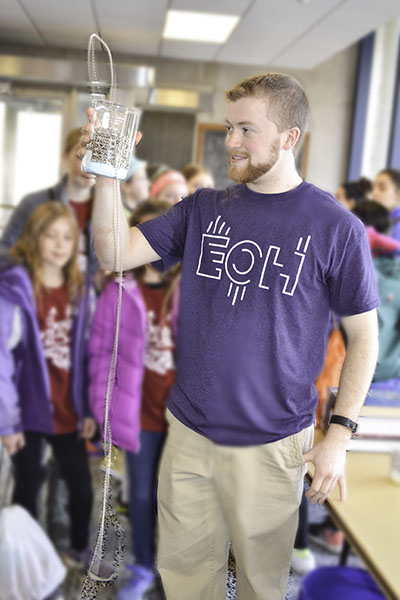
[329,414,358,434]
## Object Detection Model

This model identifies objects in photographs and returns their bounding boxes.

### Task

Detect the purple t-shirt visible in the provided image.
[137,181,379,446]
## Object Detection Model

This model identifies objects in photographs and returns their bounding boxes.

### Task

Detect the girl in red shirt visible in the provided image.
[0,201,96,570]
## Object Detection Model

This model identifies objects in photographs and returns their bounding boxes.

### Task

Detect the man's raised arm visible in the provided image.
[92,175,160,271]
[79,111,160,271]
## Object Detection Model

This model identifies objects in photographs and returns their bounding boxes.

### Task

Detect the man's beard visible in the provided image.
[227,141,280,184]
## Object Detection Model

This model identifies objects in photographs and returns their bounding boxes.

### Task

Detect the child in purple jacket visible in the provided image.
[88,200,180,599]
[0,201,96,570]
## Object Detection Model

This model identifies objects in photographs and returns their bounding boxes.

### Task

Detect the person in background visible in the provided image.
[291,492,316,575]
[0,127,98,276]
[335,176,371,211]
[307,197,400,556]
[181,164,215,194]
[121,157,150,220]
[150,170,188,205]
[0,201,96,571]
[353,200,400,386]
[372,169,400,241]
[146,163,169,184]
[88,200,180,600]
[352,200,400,256]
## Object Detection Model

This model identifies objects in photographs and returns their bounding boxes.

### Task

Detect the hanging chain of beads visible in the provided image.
[80,461,125,599]
[82,33,126,600]
[88,127,131,170]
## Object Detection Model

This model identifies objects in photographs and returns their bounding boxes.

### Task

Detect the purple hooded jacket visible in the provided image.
[0,265,93,436]
[88,277,179,453]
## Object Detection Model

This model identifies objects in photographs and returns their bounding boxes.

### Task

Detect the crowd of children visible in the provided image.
[0,139,214,599]
[0,123,399,599]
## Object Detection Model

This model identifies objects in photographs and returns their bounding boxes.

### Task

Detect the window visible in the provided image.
[13,111,62,205]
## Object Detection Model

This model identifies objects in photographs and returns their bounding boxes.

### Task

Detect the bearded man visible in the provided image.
[81,73,379,600]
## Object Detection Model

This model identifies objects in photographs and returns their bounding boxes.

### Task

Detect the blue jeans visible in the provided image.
[126,429,166,569]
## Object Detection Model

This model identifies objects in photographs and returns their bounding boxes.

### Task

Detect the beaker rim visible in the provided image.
[93,99,140,114]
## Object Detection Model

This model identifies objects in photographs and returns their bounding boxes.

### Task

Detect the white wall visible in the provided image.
[299,45,358,194]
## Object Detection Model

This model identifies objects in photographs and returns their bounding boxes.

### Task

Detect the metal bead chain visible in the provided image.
[80,467,125,599]
[88,127,131,170]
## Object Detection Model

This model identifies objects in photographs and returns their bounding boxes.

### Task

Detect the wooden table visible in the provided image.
[308,432,400,600]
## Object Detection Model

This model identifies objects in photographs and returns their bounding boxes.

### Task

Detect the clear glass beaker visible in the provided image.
[82,100,140,180]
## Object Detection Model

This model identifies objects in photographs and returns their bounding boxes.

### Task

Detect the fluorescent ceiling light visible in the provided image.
[163,10,240,44]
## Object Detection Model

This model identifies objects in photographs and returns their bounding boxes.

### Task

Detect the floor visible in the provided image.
[0,446,364,600]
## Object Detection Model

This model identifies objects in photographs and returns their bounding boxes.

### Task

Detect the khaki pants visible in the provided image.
[157,411,314,600]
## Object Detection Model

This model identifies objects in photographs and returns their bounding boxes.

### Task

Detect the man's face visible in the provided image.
[225,96,283,184]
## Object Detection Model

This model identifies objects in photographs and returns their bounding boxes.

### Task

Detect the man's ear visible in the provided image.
[283,127,301,151]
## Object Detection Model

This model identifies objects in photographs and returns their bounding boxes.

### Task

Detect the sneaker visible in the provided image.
[117,564,155,600]
[308,522,344,554]
[291,548,316,575]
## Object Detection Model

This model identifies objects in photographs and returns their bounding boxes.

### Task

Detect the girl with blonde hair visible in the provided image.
[0,201,96,570]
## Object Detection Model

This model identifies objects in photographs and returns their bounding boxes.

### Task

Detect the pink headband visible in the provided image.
[151,171,187,198]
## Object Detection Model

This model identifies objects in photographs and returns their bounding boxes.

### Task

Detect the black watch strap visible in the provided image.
[329,414,358,434]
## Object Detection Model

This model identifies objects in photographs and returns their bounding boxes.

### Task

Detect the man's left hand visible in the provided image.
[303,435,348,504]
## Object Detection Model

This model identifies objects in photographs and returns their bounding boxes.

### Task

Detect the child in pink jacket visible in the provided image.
[88,200,180,599]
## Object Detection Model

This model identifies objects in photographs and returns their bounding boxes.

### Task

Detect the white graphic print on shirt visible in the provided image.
[196,215,311,306]
[40,305,72,370]
[144,310,175,375]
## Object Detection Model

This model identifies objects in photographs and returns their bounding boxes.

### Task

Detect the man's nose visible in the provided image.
[225,130,242,149]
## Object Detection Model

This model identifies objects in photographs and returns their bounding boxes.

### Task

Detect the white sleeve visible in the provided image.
[8,306,22,350]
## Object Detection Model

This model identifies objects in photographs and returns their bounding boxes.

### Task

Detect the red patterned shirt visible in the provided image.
[37,283,77,433]
[139,282,175,432]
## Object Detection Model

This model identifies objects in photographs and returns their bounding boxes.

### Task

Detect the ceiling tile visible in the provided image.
[95,0,167,55]
[19,0,96,49]
[171,0,251,14]
[271,0,400,69]
[0,0,46,45]
[160,39,221,61]
[0,0,399,71]
[216,0,342,65]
